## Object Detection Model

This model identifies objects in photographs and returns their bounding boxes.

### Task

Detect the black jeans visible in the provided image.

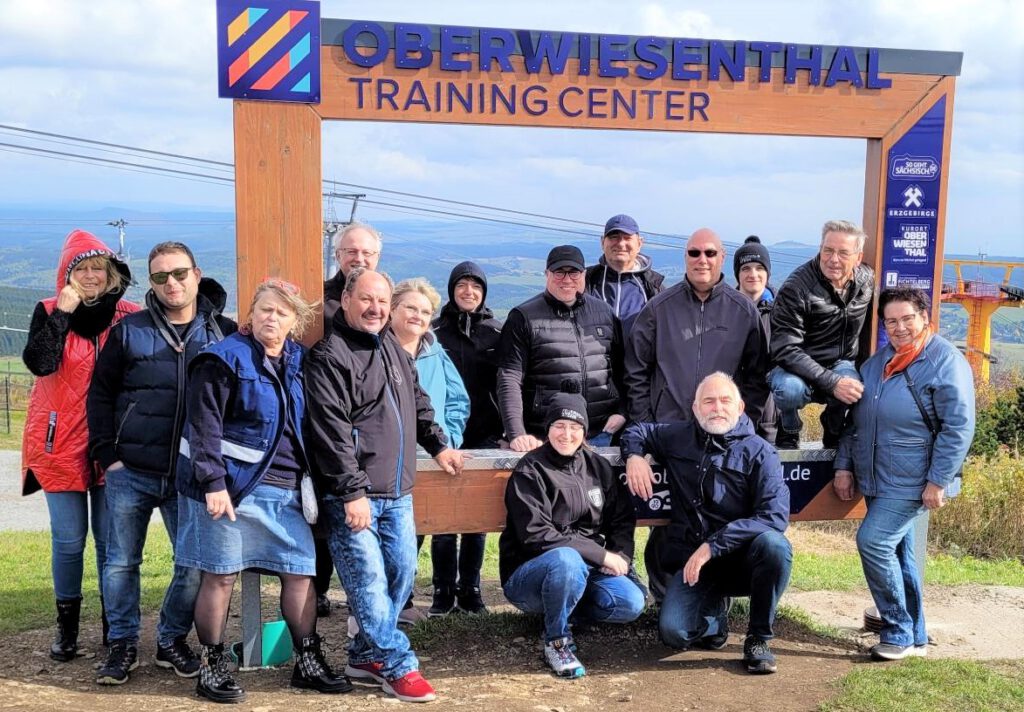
[430,533,486,591]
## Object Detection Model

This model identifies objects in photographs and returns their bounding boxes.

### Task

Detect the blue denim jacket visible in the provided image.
[835,334,974,500]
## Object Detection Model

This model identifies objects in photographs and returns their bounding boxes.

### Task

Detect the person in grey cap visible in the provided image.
[499,392,645,679]
[585,214,665,336]
[734,236,778,443]
[498,245,625,451]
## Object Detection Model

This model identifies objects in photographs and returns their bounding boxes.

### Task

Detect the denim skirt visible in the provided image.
[176,483,315,576]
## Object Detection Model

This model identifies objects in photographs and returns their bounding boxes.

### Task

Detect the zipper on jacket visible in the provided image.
[379,340,406,497]
[571,308,588,410]
[694,442,711,539]
[114,401,137,449]
[695,301,706,376]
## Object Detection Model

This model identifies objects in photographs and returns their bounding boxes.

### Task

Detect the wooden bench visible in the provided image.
[238,445,863,667]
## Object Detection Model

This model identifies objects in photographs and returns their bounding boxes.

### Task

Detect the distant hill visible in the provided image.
[0,285,48,357]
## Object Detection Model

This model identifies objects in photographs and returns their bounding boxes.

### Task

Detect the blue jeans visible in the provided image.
[856,497,928,647]
[769,360,860,435]
[659,530,792,647]
[44,488,107,601]
[103,466,200,646]
[502,547,646,641]
[588,431,613,448]
[325,495,419,681]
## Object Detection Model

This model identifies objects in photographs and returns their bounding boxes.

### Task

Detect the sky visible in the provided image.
[0,0,1021,256]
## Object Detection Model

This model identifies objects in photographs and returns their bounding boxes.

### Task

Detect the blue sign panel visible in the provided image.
[878,97,946,347]
[216,0,321,103]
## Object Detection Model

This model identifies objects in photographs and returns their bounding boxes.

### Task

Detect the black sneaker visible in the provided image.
[197,643,246,704]
[316,594,332,617]
[693,597,731,650]
[96,640,139,685]
[428,587,456,618]
[742,635,777,674]
[775,430,801,450]
[456,586,488,614]
[156,635,201,678]
[291,633,353,694]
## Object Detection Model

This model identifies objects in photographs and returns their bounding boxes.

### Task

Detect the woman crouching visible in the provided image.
[498,393,646,679]
[175,279,350,703]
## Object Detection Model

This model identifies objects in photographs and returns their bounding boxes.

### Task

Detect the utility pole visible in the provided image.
[321,192,364,279]
[108,218,128,261]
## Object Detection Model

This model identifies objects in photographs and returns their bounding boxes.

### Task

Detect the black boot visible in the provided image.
[456,585,488,614]
[196,643,246,704]
[291,632,352,694]
[50,597,81,662]
[428,586,456,618]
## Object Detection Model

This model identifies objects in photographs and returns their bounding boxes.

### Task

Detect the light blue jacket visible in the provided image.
[415,331,470,449]
[835,334,974,500]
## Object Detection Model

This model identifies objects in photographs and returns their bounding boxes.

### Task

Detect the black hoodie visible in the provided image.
[432,261,504,448]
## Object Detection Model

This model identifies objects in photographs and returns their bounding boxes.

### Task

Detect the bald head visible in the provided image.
[341,267,393,334]
[685,228,725,297]
[693,371,744,435]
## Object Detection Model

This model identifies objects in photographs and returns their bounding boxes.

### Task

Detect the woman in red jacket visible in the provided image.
[22,229,139,662]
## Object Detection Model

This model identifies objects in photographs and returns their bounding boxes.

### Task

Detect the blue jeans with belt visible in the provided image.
[502,547,646,641]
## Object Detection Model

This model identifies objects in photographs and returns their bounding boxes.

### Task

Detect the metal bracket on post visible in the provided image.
[240,570,263,669]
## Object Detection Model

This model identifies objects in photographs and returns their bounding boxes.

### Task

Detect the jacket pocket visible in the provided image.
[887,437,929,483]
[114,401,137,448]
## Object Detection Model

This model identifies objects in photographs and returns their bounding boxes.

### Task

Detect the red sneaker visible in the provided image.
[345,661,385,684]
[382,670,436,703]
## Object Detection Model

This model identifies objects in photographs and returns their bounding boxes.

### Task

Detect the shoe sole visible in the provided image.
[290,678,353,694]
[871,645,927,661]
[345,665,385,685]
[154,658,201,678]
[96,659,139,685]
[196,687,247,704]
[552,667,586,679]
[426,609,454,619]
[745,661,777,674]
[381,680,436,702]
[693,636,729,651]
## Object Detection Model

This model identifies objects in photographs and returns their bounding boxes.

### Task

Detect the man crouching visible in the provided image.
[620,372,792,674]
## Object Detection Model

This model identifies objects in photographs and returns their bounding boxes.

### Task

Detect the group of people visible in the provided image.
[20,214,975,702]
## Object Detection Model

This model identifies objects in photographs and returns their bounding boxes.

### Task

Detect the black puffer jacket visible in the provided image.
[432,261,504,448]
[769,259,875,393]
[497,291,623,440]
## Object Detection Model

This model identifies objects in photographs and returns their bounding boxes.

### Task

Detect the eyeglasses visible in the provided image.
[821,247,859,260]
[687,248,719,259]
[149,267,192,285]
[550,421,585,434]
[339,248,379,260]
[883,314,923,330]
[398,303,434,318]
[550,269,583,280]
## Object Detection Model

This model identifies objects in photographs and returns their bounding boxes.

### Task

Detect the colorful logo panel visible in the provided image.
[216,0,320,103]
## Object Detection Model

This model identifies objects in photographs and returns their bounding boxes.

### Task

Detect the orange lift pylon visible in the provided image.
[941,259,1024,382]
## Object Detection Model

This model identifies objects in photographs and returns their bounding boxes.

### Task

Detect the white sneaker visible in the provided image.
[544,637,585,678]
[870,642,928,661]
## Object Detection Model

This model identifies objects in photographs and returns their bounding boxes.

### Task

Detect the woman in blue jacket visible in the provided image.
[176,280,350,703]
[833,287,974,662]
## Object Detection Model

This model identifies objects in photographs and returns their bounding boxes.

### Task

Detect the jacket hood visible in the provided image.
[595,252,654,276]
[55,229,132,295]
[446,260,489,307]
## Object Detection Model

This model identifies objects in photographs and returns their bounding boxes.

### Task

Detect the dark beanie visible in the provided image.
[733,235,771,281]
[544,392,589,431]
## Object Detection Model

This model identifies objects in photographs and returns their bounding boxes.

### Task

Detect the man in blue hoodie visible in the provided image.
[585,214,665,337]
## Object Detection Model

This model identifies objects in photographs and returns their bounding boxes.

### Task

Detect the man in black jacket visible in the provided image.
[622,373,791,674]
[304,268,464,703]
[322,222,382,328]
[734,235,779,443]
[769,220,874,449]
[585,214,665,337]
[498,245,625,452]
[88,241,236,686]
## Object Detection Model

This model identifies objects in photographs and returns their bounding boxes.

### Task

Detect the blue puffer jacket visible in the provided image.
[176,332,306,505]
[834,334,975,500]
[414,331,469,449]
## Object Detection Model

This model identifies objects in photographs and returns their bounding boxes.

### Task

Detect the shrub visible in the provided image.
[970,371,1024,459]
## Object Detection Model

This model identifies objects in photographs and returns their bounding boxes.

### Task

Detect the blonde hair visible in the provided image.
[392,277,441,315]
[245,278,319,339]
[69,255,124,305]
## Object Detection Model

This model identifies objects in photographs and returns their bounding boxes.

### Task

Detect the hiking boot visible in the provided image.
[316,593,332,617]
[428,587,456,618]
[345,660,386,685]
[50,597,81,662]
[742,635,777,674]
[397,605,428,627]
[775,430,801,450]
[196,642,246,704]
[544,637,585,679]
[291,632,352,694]
[155,635,201,677]
[870,642,928,661]
[382,670,437,702]
[96,639,139,685]
[456,585,488,614]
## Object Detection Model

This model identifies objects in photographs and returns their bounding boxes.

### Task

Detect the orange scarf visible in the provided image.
[883,326,933,380]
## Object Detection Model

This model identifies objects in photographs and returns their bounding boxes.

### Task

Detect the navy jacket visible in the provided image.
[176,333,307,505]
[620,414,789,571]
[88,279,236,477]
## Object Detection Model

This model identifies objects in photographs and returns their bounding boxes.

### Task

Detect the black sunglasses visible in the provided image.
[687,248,719,258]
[150,267,192,285]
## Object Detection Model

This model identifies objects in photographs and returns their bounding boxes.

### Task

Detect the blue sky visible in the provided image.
[0,0,1021,256]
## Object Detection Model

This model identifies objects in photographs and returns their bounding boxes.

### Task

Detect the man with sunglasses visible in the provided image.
[324,223,382,328]
[625,227,768,602]
[498,245,626,452]
[88,241,235,686]
[769,220,874,449]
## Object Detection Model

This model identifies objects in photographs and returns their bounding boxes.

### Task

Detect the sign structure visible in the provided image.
[216,0,321,103]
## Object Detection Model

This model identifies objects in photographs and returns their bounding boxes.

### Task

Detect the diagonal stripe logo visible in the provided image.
[216,0,320,104]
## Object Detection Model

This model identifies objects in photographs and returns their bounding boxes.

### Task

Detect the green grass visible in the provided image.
[820,658,1024,712]
[0,409,25,449]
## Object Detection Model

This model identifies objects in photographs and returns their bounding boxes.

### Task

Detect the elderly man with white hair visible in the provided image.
[620,372,792,675]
